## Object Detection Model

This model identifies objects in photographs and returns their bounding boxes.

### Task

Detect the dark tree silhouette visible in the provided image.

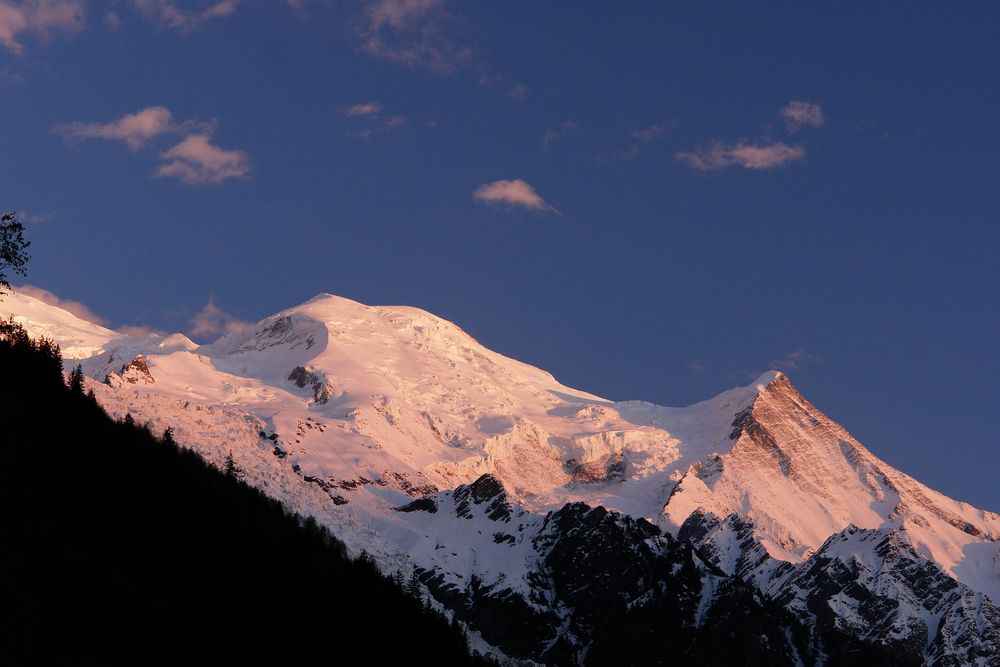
[0,319,493,664]
[0,212,30,296]
[68,364,85,394]
[224,451,239,478]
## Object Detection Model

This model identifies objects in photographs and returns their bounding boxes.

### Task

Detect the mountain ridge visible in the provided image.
[5,288,999,664]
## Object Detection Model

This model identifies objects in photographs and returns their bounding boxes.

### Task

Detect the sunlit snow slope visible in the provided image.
[6,290,1000,606]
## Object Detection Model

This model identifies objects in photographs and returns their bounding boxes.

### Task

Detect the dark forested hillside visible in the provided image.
[0,320,490,664]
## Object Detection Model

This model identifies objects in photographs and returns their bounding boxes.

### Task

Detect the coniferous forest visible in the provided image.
[0,320,492,664]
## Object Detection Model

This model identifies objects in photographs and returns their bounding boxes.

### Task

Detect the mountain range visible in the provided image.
[7,289,999,665]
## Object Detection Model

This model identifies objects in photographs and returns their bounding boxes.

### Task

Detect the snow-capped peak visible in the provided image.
[4,288,998,610]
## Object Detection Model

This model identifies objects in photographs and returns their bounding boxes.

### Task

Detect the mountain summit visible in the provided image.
[7,289,999,664]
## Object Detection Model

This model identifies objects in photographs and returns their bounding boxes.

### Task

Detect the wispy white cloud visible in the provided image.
[188,297,249,339]
[473,179,560,214]
[675,141,805,171]
[14,210,48,224]
[105,9,122,30]
[341,101,409,139]
[156,133,250,185]
[357,0,471,73]
[117,323,167,337]
[385,114,408,128]
[542,120,580,148]
[780,100,824,133]
[341,102,384,117]
[130,0,240,33]
[54,106,181,150]
[0,0,85,54]
[15,284,110,326]
[508,82,528,101]
[631,123,665,142]
[769,347,822,372]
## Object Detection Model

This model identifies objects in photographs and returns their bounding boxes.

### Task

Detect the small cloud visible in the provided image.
[342,102,409,139]
[156,133,250,185]
[130,0,240,33]
[54,106,179,150]
[341,101,383,117]
[0,0,85,54]
[347,127,374,140]
[117,323,167,337]
[508,82,528,101]
[686,361,707,374]
[675,141,805,171]
[600,144,641,163]
[54,106,246,186]
[768,347,822,372]
[631,123,665,142]
[285,0,308,19]
[105,10,122,30]
[16,210,48,224]
[14,284,110,326]
[356,0,472,73]
[779,101,824,133]
[542,120,580,148]
[188,297,249,340]
[473,179,560,214]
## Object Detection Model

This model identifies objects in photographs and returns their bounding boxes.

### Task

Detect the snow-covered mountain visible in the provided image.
[6,289,999,664]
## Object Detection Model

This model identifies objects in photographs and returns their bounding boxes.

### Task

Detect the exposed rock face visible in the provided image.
[772,526,1000,666]
[566,452,625,484]
[287,366,338,405]
[453,474,512,522]
[411,495,1000,666]
[418,501,805,665]
[104,354,154,386]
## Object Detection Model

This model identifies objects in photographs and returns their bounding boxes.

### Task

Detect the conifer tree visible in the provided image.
[224,452,238,478]
[68,364,85,394]
[406,571,423,602]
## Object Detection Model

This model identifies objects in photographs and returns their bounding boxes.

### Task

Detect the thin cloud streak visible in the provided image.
[130,0,240,33]
[675,141,805,171]
[54,106,179,150]
[769,347,823,372]
[341,102,384,117]
[631,124,665,142]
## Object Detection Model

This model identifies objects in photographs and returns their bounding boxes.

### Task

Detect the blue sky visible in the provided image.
[1,2,998,507]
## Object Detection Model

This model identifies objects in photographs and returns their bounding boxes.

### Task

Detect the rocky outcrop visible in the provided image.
[287,366,338,405]
[453,474,512,522]
[103,354,154,386]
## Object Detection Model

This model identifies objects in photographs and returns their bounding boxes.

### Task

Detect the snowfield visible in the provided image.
[7,289,1000,659]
